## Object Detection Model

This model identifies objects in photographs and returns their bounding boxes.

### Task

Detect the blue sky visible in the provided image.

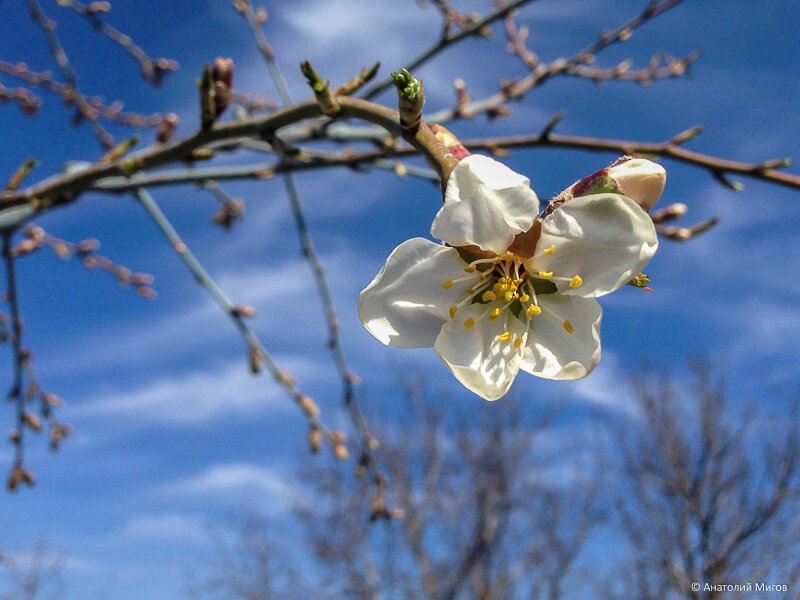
[1,0,799,597]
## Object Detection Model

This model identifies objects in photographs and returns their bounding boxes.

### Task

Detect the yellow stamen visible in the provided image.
[543,244,556,255]
[464,318,475,329]
[449,306,458,319]
[463,265,477,273]
[526,305,542,319]
[509,284,517,292]
[538,271,553,279]
[500,252,514,261]
[570,275,583,288]
[479,273,486,280]
[504,291,515,302]
[490,308,502,319]
[514,278,524,285]
[443,279,454,289]
[498,332,512,343]
[467,288,475,295]
[520,294,530,303]
[482,291,496,302]
[563,319,574,334]
[514,337,524,349]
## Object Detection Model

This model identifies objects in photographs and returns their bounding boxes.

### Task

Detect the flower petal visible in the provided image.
[358,238,475,349]
[434,303,528,400]
[520,294,602,380]
[529,193,657,297]
[431,155,540,254]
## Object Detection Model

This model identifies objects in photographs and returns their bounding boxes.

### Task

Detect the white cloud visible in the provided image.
[121,512,208,543]
[70,357,315,426]
[567,352,638,416]
[156,463,296,513]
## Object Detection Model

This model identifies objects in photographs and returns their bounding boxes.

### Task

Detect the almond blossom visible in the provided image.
[358,155,661,400]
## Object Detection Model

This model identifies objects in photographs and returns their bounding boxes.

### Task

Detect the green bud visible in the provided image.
[391,68,424,134]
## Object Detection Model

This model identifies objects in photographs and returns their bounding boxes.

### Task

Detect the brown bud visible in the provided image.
[8,429,21,444]
[308,426,322,453]
[333,444,349,461]
[370,495,387,521]
[297,394,319,418]
[650,202,688,224]
[256,7,267,23]
[233,305,257,318]
[212,58,234,117]
[20,468,36,486]
[43,393,63,408]
[12,239,40,257]
[7,466,22,492]
[76,239,101,254]
[88,2,111,13]
[130,272,154,286]
[23,412,42,432]
[331,430,347,445]
[157,113,180,144]
[276,370,295,386]
[49,423,72,451]
[136,287,158,300]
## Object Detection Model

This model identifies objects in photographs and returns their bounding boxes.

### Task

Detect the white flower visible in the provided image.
[607,157,666,212]
[358,155,658,401]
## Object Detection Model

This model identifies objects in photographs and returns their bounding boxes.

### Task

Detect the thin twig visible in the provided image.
[12,225,157,298]
[86,126,800,193]
[362,0,537,99]
[0,61,163,128]
[429,0,688,123]
[25,0,115,147]
[235,0,384,493]
[3,234,25,467]
[53,0,178,86]
[133,187,338,450]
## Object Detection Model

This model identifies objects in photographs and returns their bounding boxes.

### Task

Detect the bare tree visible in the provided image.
[606,365,800,600]
[186,513,315,600]
[0,541,65,600]
[195,375,601,600]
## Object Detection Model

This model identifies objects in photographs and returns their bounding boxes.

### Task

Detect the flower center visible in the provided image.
[443,246,581,342]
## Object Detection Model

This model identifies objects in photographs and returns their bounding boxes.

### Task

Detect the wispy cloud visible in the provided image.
[70,357,316,426]
[121,512,208,543]
[155,462,296,513]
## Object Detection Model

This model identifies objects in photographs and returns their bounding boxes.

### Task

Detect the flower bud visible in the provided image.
[212,58,234,117]
[391,68,424,134]
[23,412,42,432]
[607,157,666,212]
[157,113,179,144]
[308,426,322,453]
[333,444,349,461]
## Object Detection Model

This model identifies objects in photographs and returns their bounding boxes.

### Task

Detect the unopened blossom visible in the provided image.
[606,157,666,212]
[359,155,659,401]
